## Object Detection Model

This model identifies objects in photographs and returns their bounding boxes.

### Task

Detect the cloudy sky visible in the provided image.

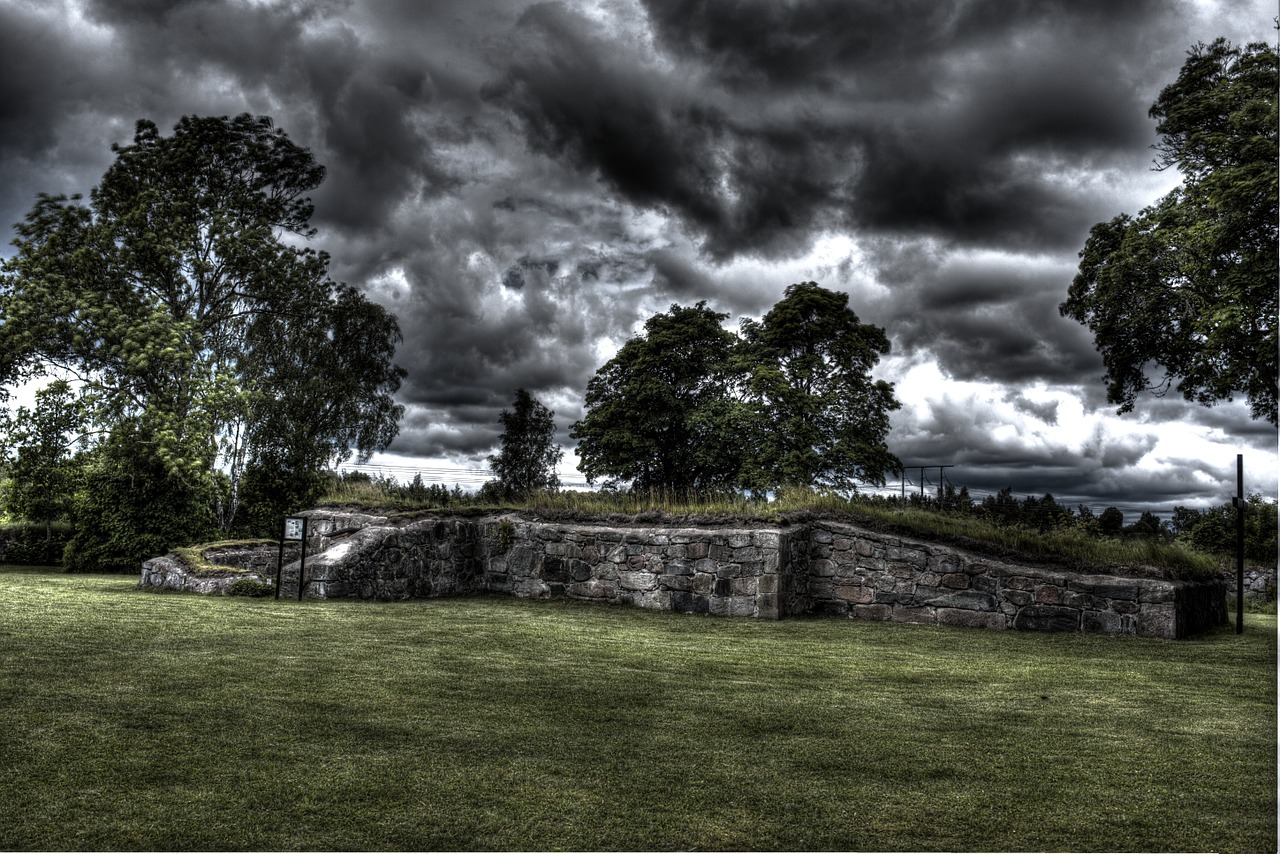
[1,0,1275,516]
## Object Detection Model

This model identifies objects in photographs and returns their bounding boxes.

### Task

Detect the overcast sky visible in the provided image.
[1,0,1275,516]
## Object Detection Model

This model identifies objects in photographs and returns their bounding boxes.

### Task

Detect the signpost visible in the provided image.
[276,515,309,600]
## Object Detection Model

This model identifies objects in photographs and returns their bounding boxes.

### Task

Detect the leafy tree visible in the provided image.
[1097,506,1125,537]
[1172,494,1278,562]
[1061,39,1278,424]
[571,302,748,492]
[0,380,87,562]
[487,389,563,499]
[739,283,900,492]
[0,114,405,567]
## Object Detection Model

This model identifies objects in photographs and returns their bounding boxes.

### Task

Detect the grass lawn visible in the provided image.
[0,566,1274,852]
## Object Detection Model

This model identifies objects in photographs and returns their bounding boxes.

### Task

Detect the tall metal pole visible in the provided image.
[297,516,309,601]
[274,518,286,600]
[1235,454,1244,634]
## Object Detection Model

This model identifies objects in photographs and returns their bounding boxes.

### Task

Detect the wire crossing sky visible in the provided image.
[0,0,1274,512]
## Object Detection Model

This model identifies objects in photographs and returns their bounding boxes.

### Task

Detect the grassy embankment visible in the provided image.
[319,480,1223,580]
[0,565,1273,851]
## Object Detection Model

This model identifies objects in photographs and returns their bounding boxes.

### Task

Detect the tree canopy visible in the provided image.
[1061,39,1278,425]
[571,285,901,493]
[0,114,405,565]
[740,282,900,491]
[486,388,562,499]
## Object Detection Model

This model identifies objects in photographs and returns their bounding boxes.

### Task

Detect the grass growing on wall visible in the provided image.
[318,483,1219,578]
[0,566,1274,852]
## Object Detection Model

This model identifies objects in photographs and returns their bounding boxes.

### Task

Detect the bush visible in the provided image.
[0,522,74,566]
[227,577,275,597]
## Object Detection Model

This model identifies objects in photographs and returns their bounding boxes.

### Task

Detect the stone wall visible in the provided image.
[140,541,299,594]
[794,521,1226,637]
[144,511,1229,638]
[1221,565,1276,602]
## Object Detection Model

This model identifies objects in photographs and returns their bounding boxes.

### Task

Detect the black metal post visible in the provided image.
[274,518,286,600]
[297,516,309,601]
[1235,454,1244,634]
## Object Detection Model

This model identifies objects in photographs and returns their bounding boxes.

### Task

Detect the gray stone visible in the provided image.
[1013,605,1080,632]
[937,608,1006,630]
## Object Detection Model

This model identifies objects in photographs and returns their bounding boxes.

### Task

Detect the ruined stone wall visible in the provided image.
[145,511,1229,637]
[479,519,785,618]
[800,521,1226,637]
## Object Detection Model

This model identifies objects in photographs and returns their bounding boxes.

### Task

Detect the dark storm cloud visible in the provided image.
[482,0,1182,257]
[0,0,1273,504]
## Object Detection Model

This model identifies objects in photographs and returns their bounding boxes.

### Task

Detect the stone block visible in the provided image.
[1138,584,1176,604]
[1034,585,1064,605]
[692,558,718,575]
[685,542,709,560]
[887,546,927,568]
[890,605,936,625]
[757,593,780,620]
[851,603,891,621]
[620,571,657,591]
[1136,603,1176,638]
[1002,589,1032,607]
[811,559,837,577]
[660,575,694,592]
[916,587,998,611]
[1068,577,1140,601]
[757,574,779,595]
[835,584,876,604]
[753,531,781,549]
[940,572,970,589]
[665,560,693,577]
[568,580,616,599]
[1111,599,1139,615]
[810,528,834,544]
[937,608,1006,630]
[710,544,735,562]
[1081,610,1132,634]
[855,539,875,558]
[731,576,757,595]
[1013,605,1080,632]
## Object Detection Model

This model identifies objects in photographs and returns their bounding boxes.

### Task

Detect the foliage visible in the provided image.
[62,424,218,573]
[1061,39,1278,424]
[0,113,405,554]
[485,389,562,500]
[739,282,900,491]
[1171,493,1278,563]
[0,522,73,566]
[572,285,901,493]
[226,577,275,597]
[571,302,747,492]
[0,380,87,561]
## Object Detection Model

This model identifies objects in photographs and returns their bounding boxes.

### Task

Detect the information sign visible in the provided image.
[284,516,305,541]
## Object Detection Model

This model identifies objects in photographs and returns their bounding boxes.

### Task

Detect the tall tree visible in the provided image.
[1061,39,1278,424]
[487,388,563,499]
[739,282,901,492]
[0,380,87,562]
[0,114,405,566]
[571,302,748,492]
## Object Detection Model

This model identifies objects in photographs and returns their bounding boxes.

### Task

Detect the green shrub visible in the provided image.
[0,522,73,566]
[227,577,275,598]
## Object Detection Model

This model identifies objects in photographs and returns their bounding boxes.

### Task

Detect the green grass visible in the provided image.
[320,485,1220,579]
[1,566,1274,851]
